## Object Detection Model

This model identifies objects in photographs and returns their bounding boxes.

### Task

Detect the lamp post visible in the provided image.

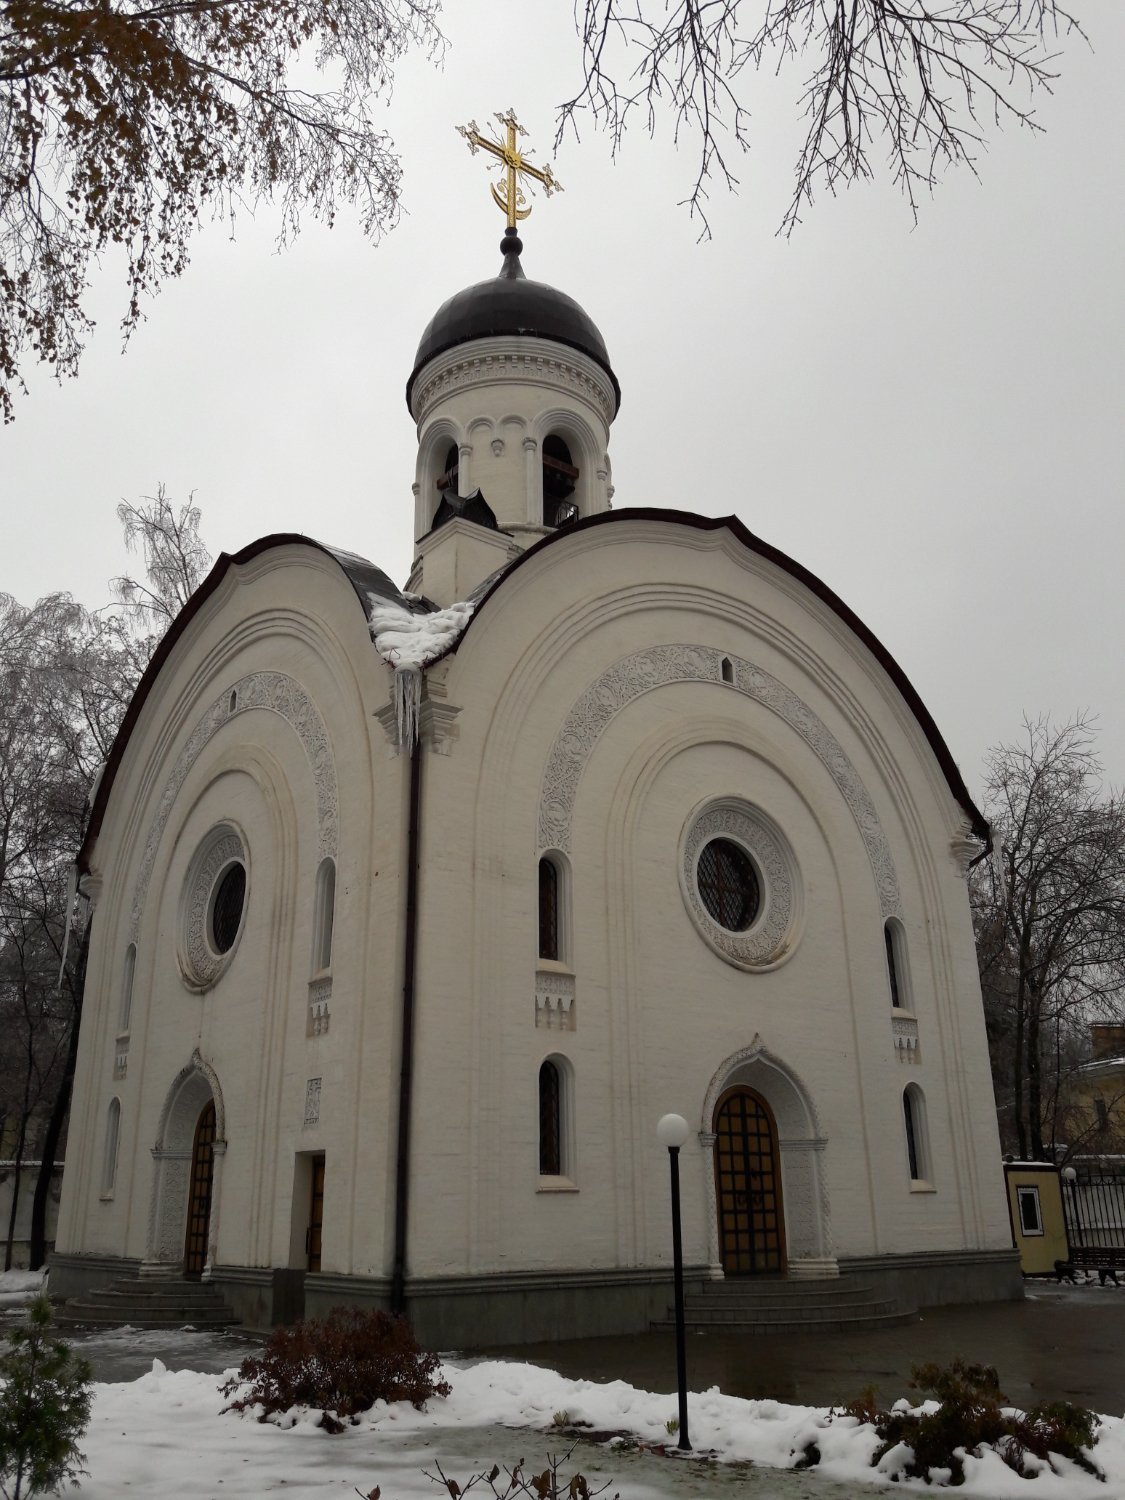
[657,1112,691,1452]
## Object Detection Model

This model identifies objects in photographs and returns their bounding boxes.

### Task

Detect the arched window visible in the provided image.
[102,1098,121,1196]
[542,435,579,528]
[119,944,136,1032]
[436,442,459,494]
[539,1061,561,1175]
[721,656,734,684]
[903,1084,931,1184]
[313,858,336,974]
[538,857,559,961]
[885,919,909,1011]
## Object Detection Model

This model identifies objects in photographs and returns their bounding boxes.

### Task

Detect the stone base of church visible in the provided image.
[50,1249,1022,1342]
[837,1248,1023,1309]
[48,1251,143,1300]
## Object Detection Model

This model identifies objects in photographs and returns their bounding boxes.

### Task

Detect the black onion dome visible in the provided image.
[406,229,620,412]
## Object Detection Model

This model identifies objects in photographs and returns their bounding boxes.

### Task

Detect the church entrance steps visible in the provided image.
[652,1275,917,1335]
[55,1277,239,1330]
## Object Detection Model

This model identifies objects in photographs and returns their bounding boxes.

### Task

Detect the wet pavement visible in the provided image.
[39,1280,1125,1417]
[484,1283,1125,1417]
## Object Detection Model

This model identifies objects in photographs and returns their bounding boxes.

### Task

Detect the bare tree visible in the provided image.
[0,489,212,1265]
[559,0,1085,234]
[972,715,1125,1160]
[0,0,443,421]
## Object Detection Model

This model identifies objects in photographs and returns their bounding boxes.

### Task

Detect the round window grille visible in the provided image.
[209,862,246,954]
[679,801,802,970]
[697,838,761,931]
[179,825,249,990]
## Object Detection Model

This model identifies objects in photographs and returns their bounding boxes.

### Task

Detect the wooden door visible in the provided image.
[184,1100,216,1277]
[714,1087,786,1275]
[307,1156,325,1272]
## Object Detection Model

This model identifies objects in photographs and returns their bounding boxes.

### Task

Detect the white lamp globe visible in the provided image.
[657,1113,690,1149]
[1061,1166,1078,1182]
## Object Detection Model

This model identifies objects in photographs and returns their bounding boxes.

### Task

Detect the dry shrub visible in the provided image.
[220,1307,450,1430]
[838,1359,1102,1484]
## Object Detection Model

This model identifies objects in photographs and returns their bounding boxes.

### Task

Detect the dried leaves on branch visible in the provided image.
[0,0,442,420]
[558,0,1084,234]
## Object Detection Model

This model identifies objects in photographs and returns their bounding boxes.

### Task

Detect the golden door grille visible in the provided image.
[184,1100,216,1277]
[714,1088,785,1275]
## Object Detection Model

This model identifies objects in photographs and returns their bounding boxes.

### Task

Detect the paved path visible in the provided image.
[486,1284,1125,1417]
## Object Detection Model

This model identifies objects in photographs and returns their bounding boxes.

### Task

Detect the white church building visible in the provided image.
[51,210,1020,1341]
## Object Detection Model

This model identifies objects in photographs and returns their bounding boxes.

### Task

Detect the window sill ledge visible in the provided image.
[891,1008,917,1021]
[909,1180,937,1194]
[537,1177,578,1193]
[536,959,575,978]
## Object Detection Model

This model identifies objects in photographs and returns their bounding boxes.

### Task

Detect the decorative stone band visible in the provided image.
[538,644,902,919]
[410,337,617,427]
[535,969,576,1030]
[892,1013,921,1062]
[307,977,332,1037]
[129,671,338,942]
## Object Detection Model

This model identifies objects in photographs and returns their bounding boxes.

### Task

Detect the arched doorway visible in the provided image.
[142,1050,226,1278]
[184,1101,216,1277]
[713,1086,786,1275]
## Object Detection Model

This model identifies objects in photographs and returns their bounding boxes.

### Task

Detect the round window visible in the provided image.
[179,825,249,991]
[697,838,761,931]
[679,800,802,971]
[209,862,246,954]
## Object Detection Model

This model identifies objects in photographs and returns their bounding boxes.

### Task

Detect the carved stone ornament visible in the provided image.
[538,644,902,919]
[178,826,246,992]
[130,672,338,943]
[304,1077,322,1128]
[411,346,616,427]
[680,800,801,969]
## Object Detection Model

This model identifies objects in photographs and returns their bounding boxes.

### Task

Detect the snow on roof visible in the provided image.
[367,596,475,669]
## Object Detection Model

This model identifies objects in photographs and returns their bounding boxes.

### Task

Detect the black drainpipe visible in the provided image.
[390,733,423,1315]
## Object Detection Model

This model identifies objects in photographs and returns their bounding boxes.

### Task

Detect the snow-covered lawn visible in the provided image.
[71,1355,1125,1500]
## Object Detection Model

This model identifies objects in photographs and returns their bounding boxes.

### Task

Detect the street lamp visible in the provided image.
[656,1112,692,1452]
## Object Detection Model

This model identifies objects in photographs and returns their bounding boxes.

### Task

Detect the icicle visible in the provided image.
[57,863,79,990]
[393,664,423,755]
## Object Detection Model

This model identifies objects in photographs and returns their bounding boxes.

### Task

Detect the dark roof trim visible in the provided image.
[438,508,990,843]
[77,533,402,874]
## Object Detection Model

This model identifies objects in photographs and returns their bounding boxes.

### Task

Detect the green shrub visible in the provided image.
[837,1358,1102,1485]
[0,1294,93,1500]
[220,1307,450,1430]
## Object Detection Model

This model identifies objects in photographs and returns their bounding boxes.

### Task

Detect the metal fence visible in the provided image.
[1063,1166,1125,1250]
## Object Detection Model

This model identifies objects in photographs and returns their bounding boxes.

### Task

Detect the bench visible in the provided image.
[1058,1247,1125,1285]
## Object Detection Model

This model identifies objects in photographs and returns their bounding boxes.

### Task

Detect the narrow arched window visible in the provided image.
[721,657,734,684]
[538,857,559,961]
[885,920,908,1010]
[903,1084,930,1184]
[119,944,136,1032]
[539,1061,562,1176]
[436,442,459,493]
[313,859,336,973]
[102,1098,121,1196]
[542,435,579,528]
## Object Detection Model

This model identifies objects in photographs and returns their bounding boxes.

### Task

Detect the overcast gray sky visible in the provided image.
[2,2,1122,802]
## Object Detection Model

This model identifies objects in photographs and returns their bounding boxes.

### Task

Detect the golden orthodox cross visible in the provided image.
[457,109,562,228]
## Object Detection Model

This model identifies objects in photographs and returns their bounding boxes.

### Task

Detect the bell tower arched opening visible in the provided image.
[542,434,579,529]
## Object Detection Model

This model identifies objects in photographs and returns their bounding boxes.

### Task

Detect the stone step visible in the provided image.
[652,1308,917,1336]
[679,1297,900,1324]
[55,1277,239,1330]
[689,1279,879,1303]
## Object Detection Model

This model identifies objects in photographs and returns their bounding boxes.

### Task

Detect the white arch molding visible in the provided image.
[129,671,339,942]
[141,1050,227,1279]
[538,644,902,918]
[699,1037,837,1280]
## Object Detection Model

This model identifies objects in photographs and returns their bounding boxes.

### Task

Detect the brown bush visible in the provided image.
[220,1307,450,1429]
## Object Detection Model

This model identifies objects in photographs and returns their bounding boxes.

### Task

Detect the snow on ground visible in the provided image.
[71,1356,1124,1500]
[0,1267,45,1308]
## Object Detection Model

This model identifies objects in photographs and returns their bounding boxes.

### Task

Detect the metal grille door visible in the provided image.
[714,1088,785,1275]
[184,1101,216,1277]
